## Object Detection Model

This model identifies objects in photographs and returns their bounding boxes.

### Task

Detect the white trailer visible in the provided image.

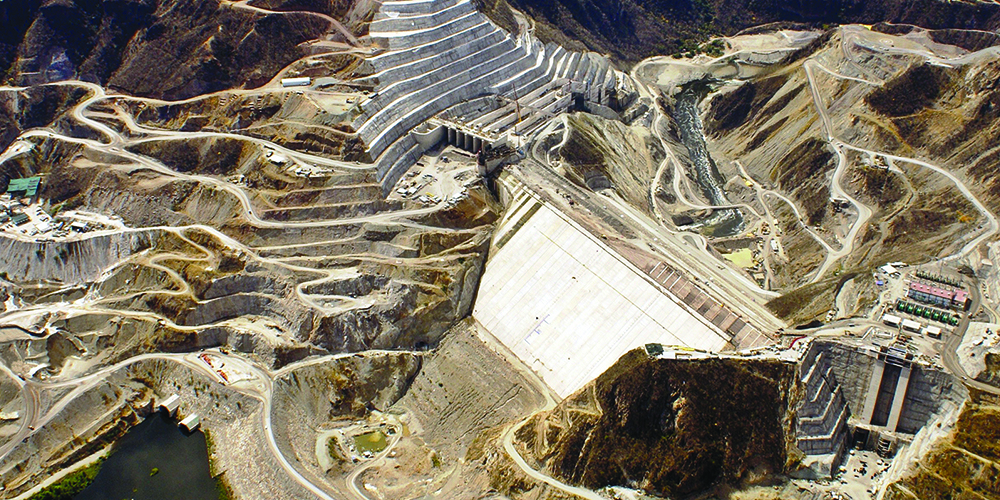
[280,77,311,88]
[882,314,902,328]
[923,325,942,339]
[901,319,922,333]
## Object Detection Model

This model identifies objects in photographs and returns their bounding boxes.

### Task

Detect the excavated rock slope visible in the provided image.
[885,390,1000,500]
[557,113,663,217]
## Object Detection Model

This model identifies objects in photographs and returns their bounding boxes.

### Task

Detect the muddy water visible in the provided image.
[75,413,217,500]
[674,82,744,237]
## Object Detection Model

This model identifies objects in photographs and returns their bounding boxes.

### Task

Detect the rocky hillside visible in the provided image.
[692,26,999,323]
[885,390,1000,500]
[478,0,1000,64]
[557,113,663,217]
[0,84,91,153]
[1,0,330,99]
[502,348,799,498]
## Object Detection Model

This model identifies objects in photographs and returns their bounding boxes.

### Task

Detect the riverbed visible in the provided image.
[673,82,745,237]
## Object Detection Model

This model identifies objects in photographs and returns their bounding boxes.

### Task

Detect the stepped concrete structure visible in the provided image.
[795,348,851,478]
[794,341,967,465]
[354,0,637,193]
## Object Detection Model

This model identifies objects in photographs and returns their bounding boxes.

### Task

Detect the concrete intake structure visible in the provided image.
[859,346,920,432]
[354,0,638,193]
[790,341,969,477]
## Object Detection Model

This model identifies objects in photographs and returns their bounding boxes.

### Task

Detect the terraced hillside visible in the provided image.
[4,0,1000,499]
[351,0,639,190]
[0,0,646,497]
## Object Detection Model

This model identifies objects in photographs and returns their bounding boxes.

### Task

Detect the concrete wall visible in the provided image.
[897,366,967,434]
[804,341,967,436]
[413,124,445,149]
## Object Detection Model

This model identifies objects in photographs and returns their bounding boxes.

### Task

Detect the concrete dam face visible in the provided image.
[472,173,772,398]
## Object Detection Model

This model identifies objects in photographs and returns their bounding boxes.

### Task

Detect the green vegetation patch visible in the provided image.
[214,472,235,500]
[28,458,104,500]
[953,402,1000,462]
[353,431,388,454]
[722,248,754,268]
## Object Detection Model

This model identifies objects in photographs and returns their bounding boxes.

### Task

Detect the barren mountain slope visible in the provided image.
[2,0,332,100]
[689,26,1000,322]
[478,0,1000,64]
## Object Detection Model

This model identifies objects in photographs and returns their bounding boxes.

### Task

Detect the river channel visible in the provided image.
[673,82,745,237]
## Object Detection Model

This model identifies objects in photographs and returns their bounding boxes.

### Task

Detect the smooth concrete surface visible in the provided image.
[860,360,884,424]
[474,196,730,398]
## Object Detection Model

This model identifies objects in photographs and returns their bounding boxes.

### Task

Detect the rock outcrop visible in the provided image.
[507,348,799,498]
[885,390,1000,500]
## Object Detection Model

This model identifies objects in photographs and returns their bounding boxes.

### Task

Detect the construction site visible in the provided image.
[1,0,1000,499]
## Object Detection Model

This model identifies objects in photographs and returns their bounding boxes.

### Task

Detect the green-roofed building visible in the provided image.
[6,177,41,198]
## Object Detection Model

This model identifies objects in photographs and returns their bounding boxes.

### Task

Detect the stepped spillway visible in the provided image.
[795,350,851,478]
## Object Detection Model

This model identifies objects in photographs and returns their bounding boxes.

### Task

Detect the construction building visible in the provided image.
[922,325,942,339]
[882,314,901,328]
[10,213,28,226]
[280,77,311,88]
[907,281,970,311]
[5,177,41,202]
[901,319,921,333]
